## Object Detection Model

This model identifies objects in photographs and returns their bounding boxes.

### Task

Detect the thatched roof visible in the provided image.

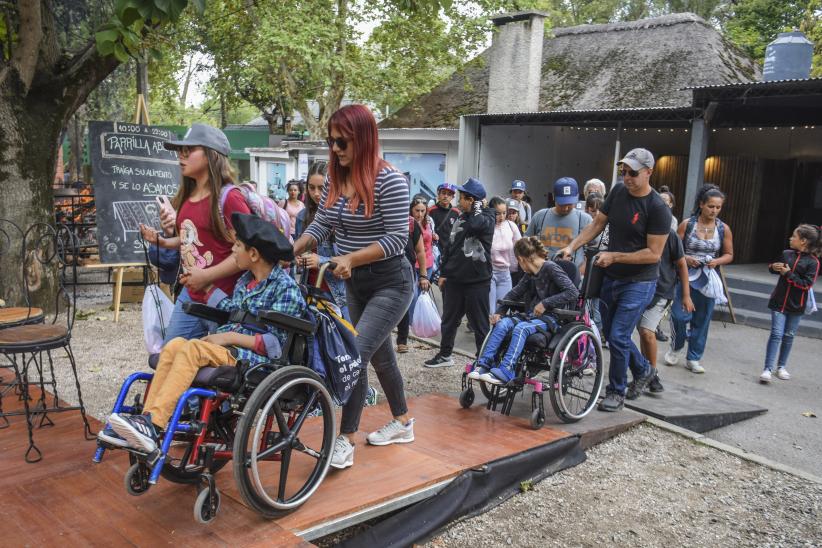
[380,13,760,129]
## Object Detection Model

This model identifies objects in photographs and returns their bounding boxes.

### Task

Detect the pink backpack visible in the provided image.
[219,183,292,241]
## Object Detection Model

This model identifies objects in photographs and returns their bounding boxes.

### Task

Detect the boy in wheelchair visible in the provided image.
[468,236,579,384]
[100,213,306,453]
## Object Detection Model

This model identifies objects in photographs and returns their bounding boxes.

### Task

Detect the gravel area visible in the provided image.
[425,423,822,547]
[45,288,822,546]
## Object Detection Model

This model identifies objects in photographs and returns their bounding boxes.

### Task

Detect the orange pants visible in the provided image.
[143,337,236,428]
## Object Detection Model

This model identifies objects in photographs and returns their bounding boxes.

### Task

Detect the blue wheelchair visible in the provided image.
[93,270,338,523]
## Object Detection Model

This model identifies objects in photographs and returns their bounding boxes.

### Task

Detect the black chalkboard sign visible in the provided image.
[89,121,181,263]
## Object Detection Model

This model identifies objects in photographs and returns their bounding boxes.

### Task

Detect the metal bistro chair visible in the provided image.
[0,223,92,462]
[0,219,46,427]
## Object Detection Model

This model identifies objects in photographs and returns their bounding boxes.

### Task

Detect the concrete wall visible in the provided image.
[477,124,691,206]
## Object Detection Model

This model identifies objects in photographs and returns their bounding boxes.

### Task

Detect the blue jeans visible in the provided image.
[489,269,513,312]
[670,283,716,361]
[600,276,656,394]
[478,316,549,372]
[764,310,802,371]
[162,288,217,345]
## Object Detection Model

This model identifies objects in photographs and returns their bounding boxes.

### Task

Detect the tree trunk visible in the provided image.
[0,80,66,310]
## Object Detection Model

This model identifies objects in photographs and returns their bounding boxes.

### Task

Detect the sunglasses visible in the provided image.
[620,167,641,178]
[326,136,349,151]
[178,146,200,158]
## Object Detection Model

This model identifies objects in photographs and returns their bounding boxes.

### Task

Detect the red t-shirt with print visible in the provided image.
[177,187,250,297]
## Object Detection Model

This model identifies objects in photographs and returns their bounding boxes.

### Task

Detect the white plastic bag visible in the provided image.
[143,285,174,354]
[805,289,818,315]
[411,291,441,339]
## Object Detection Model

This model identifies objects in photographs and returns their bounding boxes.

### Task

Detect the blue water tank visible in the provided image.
[763,31,813,81]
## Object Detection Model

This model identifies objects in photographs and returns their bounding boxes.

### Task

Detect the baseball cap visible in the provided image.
[437,183,457,194]
[511,180,527,192]
[505,198,520,210]
[164,123,231,157]
[617,148,655,170]
[553,177,579,206]
[456,177,487,201]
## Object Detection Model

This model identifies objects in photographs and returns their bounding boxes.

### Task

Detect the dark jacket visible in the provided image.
[497,260,579,314]
[768,249,819,314]
[440,207,495,285]
[428,203,460,254]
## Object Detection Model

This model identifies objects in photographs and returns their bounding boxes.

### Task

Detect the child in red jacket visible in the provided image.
[760,224,821,383]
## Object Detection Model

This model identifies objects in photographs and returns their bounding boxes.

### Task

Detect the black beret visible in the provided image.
[231,213,294,263]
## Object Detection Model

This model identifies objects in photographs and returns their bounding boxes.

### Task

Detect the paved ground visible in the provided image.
[425,286,822,477]
[26,285,822,546]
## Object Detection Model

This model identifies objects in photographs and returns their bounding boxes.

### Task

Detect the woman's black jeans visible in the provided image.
[340,256,414,434]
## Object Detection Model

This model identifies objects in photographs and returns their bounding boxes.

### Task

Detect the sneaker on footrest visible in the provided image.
[489,367,514,384]
[97,421,129,448]
[109,413,160,453]
[477,371,502,385]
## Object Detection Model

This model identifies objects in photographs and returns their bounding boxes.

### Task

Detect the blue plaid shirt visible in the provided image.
[206,266,307,365]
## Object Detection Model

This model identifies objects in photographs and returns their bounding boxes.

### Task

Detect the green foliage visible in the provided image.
[720,0,810,62]
[94,0,205,62]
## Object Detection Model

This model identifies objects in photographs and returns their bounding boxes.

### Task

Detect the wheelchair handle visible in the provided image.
[498,299,526,310]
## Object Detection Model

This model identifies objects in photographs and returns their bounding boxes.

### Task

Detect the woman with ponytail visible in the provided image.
[759,224,821,383]
[666,184,734,374]
[293,104,414,470]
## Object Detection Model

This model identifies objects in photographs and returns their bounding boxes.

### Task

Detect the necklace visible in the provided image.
[697,219,715,236]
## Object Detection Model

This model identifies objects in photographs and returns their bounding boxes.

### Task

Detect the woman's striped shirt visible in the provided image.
[304,168,409,259]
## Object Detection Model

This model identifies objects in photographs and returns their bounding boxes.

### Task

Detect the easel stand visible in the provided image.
[83,263,145,322]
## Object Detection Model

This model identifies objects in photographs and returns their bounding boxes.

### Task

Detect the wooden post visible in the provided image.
[718,265,736,324]
[112,267,125,322]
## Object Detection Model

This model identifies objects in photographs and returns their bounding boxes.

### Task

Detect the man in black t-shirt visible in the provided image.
[428,183,461,259]
[628,229,694,399]
[558,148,672,412]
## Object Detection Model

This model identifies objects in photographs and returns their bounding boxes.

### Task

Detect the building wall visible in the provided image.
[478,124,690,206]
[379,135,459,199]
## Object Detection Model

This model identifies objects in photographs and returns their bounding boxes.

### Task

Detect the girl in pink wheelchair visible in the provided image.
[469,237,579,384]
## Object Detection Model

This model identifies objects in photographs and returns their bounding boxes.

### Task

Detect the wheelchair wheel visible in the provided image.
[548,324,604,423]
[233,366,335,518]
[193,485,221,524]
[459,387,474,409]
[124,462,150,496]
[160,409,236,484]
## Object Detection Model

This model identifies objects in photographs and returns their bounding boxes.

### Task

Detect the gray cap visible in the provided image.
[164,123,231,156]
[617,148,654,170]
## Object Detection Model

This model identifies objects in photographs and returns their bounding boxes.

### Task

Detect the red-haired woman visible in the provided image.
[293,104,414,470]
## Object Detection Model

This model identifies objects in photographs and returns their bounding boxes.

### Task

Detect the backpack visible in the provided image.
[220,183,292,241]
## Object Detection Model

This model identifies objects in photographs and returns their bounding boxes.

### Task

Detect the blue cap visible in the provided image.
[553,177,579,206]
[437,182,457,193]
[511,180,527,191]
[456,177,486,201]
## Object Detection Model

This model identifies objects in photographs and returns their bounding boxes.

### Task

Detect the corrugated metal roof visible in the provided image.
[465,106,691,118]
[683,77,822,90]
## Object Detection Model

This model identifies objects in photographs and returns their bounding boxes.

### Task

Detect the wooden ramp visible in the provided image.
[0,391,618,546]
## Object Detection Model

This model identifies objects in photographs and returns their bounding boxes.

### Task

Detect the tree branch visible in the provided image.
[52,39,121,122]
[7,0,43,93]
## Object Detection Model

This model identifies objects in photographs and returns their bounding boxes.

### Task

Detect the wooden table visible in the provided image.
[82,262,145,322]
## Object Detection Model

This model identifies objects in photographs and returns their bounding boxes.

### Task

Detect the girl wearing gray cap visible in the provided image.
[140,123,252,343]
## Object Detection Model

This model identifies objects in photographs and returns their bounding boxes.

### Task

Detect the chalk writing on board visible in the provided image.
[113,201,161,239]
[90,121,181,263]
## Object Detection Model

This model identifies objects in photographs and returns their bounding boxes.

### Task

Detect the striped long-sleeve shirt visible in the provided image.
[304,168,409,259]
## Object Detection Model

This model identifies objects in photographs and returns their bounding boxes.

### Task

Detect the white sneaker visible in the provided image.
[330,435,354,469]
[759,370,772,383]
[367,418,415,446]
[686,360,704,374]
[664,348,685,366]
[478,371,502,385]
[467,367,488,380]
[776,368,791,380]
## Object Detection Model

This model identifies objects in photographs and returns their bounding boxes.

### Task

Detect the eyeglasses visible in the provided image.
[620,167,641,178]
[326,136,349,151]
